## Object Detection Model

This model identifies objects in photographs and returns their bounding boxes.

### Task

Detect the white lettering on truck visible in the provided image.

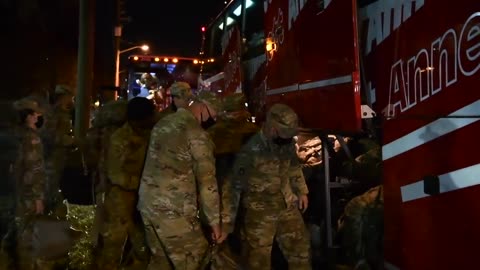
[360,0,425,55]
[387,12,480,117]
[265,0,334,30]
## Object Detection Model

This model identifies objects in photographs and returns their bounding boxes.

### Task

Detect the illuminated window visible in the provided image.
[233,0,254,16]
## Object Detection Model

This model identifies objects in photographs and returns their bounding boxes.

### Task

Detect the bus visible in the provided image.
[124,54,202,109]
[201,0,480,269]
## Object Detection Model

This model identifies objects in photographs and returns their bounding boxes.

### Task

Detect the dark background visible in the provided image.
[0,0,227,100]
[125,0,226,56]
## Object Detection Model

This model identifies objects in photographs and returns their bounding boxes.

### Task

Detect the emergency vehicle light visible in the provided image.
[266,38,276,52]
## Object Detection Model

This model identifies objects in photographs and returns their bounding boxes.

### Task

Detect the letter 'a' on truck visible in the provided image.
[200,0,480,269]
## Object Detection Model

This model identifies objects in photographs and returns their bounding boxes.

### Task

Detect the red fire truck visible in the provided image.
[201,0,480,269]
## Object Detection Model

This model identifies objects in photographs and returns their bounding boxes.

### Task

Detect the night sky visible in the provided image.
[124,0,227,57]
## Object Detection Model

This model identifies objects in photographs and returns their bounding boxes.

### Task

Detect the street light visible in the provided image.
[115,44,149,87]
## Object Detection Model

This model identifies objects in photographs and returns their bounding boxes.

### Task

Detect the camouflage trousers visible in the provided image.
[210,239,240,270]
[45,151,66,212]
[0,197,15,270]
[0,196,14,240]
[3,204,67,270]
[241,206,311,270]
[99,213,149,270]
[14,215,54,270]
[142,214,209,270]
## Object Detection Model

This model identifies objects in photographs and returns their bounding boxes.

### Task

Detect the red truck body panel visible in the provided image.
[203,1,480,268]
[264,0,362,133]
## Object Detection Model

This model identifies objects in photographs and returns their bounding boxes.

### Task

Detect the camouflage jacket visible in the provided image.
[97,125,122,192]
[138,108,220,226]
[207,112,259,228]
[105,123,149,215]
[0,128,19,197]
[208,111,258,156]
[107,123,149,191]
[155,106,175,122]
[43,107,73,149]
[15,127,46,205]
[224,131,308,228]
[84,126,102,170]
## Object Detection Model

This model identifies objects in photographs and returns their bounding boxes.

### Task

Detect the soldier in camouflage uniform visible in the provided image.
[226,103,311,270]
[155,82,193,121]
[96,100,128,195]
[138,83,224,270]
[0,102,19,269]
[99,98,156,270]
[90,100,128,248]
[207,93,259,268]
[208,93,258,157]
[42,85,75,212]
[338,185,383,269]
[12,98,47,270]
[84,109,103,186]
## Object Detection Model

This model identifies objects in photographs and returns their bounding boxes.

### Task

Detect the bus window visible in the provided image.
[243,0,264,60]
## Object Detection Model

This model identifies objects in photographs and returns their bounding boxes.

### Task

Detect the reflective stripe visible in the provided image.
[266,74,352,96]
[204,72,224,83]
[383,100,480,161]
[299,74,352,91]
[267,84,299,95]
[401,163,480,202]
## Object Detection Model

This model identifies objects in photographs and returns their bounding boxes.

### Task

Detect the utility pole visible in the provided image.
[113,0,122,100]
[75,0,95,139]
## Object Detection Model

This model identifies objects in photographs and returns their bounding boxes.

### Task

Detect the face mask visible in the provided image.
[35,115,44,129]
[170,101,177,112]
[272,136,293,146]
[201,106,216,130]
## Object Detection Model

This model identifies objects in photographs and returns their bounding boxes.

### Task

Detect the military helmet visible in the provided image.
[55,85,74,96]
[100,100,128,126]
[170,82,193,100]
[13,98,45,114]
[195,90,222,113]
[266,104,298,138]
[23,95,50,111]
[223,93,247,112]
